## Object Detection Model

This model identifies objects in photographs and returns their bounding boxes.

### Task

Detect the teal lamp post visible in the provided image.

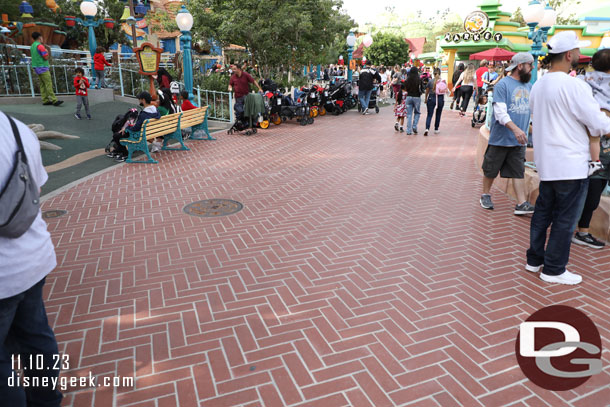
[346,31,356,82]
[176,5,194,100]
[524,1,557,83]
[76,0,102,68]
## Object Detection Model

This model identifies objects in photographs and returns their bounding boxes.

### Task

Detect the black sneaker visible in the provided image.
[114,155,127,162]
[394,123,399,132]
[53,100,64,106]
[412,129,418,135]
[572,233,605,249]
[480,194,494,210]
[43,101,53,106]
[74,113,81,120]
[514,201,535,215]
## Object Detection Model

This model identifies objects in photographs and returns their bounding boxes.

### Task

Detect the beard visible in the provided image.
[518,68,531,83]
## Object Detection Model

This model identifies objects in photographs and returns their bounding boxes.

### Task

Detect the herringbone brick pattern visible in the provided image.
[41,107,610,407]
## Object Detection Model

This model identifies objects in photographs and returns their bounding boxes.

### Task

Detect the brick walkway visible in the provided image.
[41,106,610,407]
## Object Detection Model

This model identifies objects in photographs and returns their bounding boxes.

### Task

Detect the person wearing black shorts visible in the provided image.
[480,52,535,215]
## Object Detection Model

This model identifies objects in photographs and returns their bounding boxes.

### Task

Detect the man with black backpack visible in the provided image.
[358,61,381,115]
[0,112,63,406]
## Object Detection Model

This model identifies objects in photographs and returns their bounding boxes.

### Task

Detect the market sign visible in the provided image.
[444,10,502,44]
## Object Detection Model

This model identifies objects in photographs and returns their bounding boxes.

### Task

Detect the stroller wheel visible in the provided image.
[272,115,282,125]
[319,107,326,116]
[281,116,287,122]
[253,128,258,134]
[333,109,341,116]
[260,120,270,129]
[471,121,475,127]
[308,117,314,125]
[227,129,233,135]
[357,105,361,112]
[300,118,308,126]
[310,107,318,118]
[375,106,379,114]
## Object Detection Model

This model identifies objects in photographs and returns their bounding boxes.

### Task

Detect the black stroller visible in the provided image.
[105,108,139,158]
[228,93,265,136]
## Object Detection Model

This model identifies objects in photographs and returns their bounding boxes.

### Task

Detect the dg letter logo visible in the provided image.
[515,305,602,391]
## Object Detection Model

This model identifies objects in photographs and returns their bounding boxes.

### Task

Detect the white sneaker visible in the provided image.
[540,269,582,285]
[525,264,542,273]
[434,130,440,134]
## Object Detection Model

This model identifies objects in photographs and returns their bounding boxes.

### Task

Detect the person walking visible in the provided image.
[228,63,262,118]
[423,68,448,136]
[475,59,489,102]
[394,82,408,132]
[479,52,535,215]
[526,31,610,285]
[30,32,62,106]
[358,61,381,115]
[450,63,465,110]
[0,112,63,407]
[454,64,476,116]
[481,63,498,94]
[404,67,422,134]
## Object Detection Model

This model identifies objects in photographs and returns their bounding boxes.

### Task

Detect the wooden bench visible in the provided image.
[120,112,187,164]
[182,106,215,140]
[119,105,212,164]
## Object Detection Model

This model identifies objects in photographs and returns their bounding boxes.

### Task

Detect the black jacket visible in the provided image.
[358,67,382,91]
[452,69,464,85]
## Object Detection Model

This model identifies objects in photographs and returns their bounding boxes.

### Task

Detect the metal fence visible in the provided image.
[1,63,233,122]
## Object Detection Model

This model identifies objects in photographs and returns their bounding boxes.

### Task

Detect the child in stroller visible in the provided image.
[105,108,139,160]
[471,92,488,128]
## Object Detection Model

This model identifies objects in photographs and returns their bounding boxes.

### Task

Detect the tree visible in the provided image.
[549,0,582,25]
[511,7,526,26]
[190,0,354,76]
[363,32,410,66]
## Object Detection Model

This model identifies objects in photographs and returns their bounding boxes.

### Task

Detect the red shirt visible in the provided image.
[229,72,255,98]
[475,66,487,88]
[74,76,90,96]
[181,99,197,111]
[94,53,111,71]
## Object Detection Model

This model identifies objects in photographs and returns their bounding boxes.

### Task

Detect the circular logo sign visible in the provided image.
[452,33,462,43]
[462,32,471,41]
[483,31,493,41]
[464,11,489,34]
[515,305,602,391]
[494,32,503,42]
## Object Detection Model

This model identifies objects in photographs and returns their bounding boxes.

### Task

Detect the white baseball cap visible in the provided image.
[547,31,591,54]
[506,52,534,71]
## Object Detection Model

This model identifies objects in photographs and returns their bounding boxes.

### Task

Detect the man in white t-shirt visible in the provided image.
[526,31,610,285]
[0,113,62,406]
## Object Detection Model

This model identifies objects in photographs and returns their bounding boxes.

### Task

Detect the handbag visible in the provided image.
[0,113,41,238]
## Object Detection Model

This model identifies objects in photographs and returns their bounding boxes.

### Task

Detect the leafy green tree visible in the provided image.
[190,0,354,76]
[363,32,410,66]
[511,7,526,26]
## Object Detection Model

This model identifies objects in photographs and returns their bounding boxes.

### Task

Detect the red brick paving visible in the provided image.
[41,106,610,406]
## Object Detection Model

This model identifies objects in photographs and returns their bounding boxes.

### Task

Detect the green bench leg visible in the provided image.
[122,140,157,164]
[189,111,216,141]
[162,128,190,151]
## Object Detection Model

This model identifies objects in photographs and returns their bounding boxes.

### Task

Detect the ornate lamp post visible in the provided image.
[346,31,356,82]
[524,1,557,83]
[175,5,194,100]
[75,0,103,68]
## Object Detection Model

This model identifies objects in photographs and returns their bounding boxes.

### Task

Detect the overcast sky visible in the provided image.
[340,0,604,26]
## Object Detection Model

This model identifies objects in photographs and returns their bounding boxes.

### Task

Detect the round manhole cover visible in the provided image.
[42,210,68,219]
[183,199,243,217]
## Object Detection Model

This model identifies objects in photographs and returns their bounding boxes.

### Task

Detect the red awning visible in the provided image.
[469,47,516,62]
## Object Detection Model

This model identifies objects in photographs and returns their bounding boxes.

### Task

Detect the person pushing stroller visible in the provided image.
[228,63,263,119]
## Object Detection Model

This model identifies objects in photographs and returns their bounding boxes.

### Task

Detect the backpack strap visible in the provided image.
[3,113,28,164]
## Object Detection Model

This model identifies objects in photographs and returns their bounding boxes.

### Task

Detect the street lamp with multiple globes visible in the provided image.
[346,31,356,82]
[175,5,194,100]
[523,0,557,83]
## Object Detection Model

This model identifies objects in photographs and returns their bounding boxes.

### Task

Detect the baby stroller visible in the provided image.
[325,79,352,115]
[358,85,380,114]
[228,93,265,136]
[105,108,139,158]
[471,91,489,128]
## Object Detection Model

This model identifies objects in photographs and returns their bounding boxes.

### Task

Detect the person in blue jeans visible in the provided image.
[0,114,63,407]
[358,61,381,114]
[424,68,448,135]
[526,31,610,285]
[404,67,422,134]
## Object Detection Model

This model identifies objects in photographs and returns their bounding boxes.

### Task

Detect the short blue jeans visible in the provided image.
[0,278,62,407]
[526,179,589,276]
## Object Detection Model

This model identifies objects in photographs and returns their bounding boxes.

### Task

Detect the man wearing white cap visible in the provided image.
[526,31,610,285]
[480,52,535,216]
